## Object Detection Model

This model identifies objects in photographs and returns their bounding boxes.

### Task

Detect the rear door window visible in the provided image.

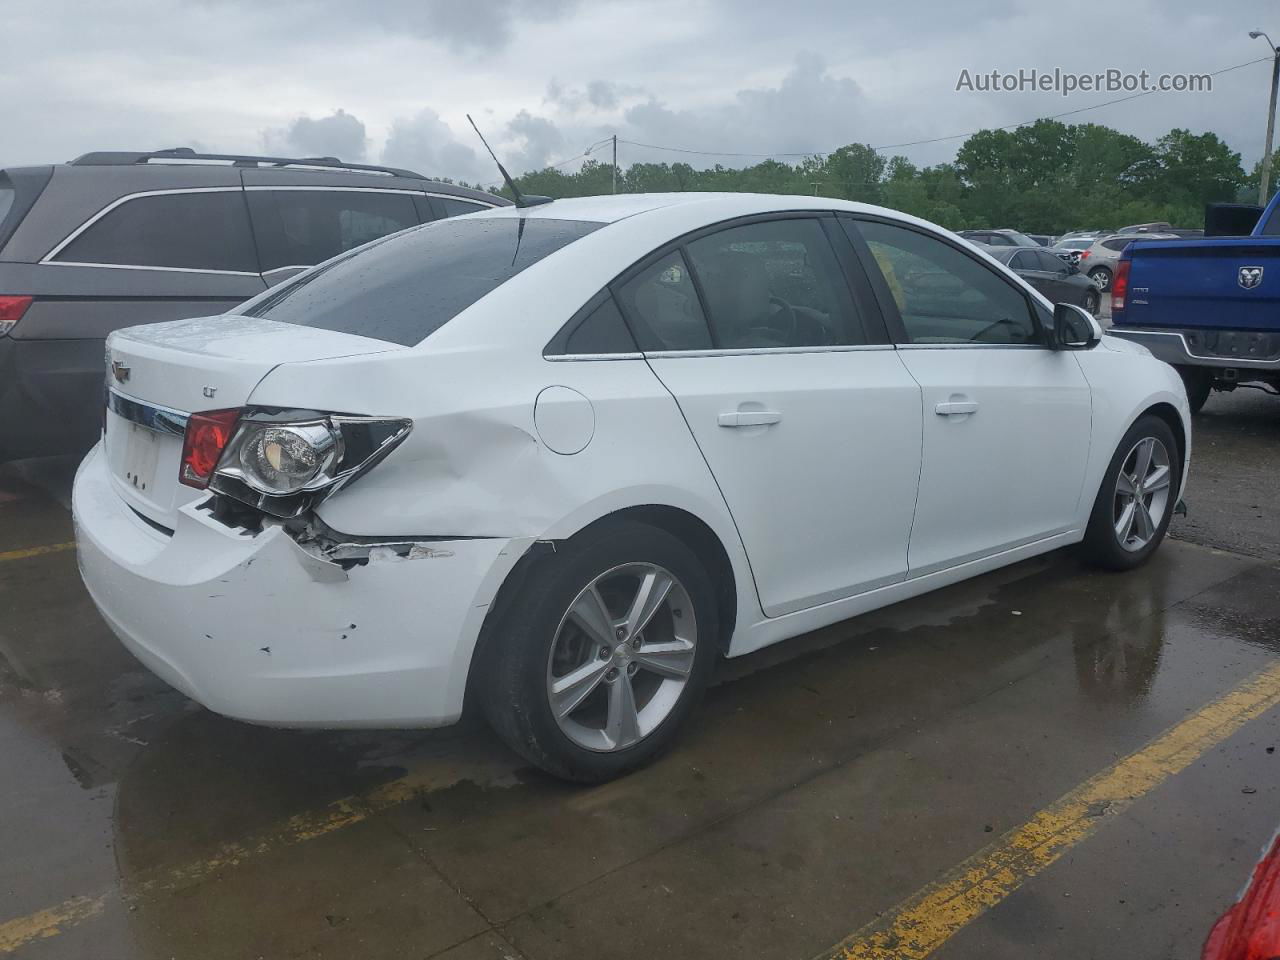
[684,218,868,348]
[239,216,602,346]
[52,190,257,272]
[247,189,421,273]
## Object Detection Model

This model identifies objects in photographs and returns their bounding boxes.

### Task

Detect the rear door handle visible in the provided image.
[718,411,782,427]
[934,401,979,416]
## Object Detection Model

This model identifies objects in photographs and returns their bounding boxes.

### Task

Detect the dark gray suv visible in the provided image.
[0,148,508,461]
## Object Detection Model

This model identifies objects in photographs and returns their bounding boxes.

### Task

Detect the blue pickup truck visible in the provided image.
[1109,192,1280,412]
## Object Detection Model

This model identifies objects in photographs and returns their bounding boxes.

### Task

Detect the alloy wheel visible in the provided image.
[1113,436,1172,552]
[546,563,698,752]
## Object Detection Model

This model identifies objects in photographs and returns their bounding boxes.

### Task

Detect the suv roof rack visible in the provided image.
[67,147,428,181]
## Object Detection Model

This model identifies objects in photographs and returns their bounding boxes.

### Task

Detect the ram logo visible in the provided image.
[1238,265,1264,290]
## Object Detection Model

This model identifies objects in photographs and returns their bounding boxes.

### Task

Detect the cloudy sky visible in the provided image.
[4,0,1279,185]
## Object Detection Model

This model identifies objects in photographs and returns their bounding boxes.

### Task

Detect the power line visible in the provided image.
[609,55,1274,160]
[482,137,614,188]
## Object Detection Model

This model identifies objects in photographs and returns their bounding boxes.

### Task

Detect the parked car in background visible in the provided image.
[0,148,508,462]
[1078,233,1179,290]
[1059,230,1105,243]
[1118,221,1173,234]
[73,194,1189,782]
[1110,190,1280,413]
[1025,234,1053,247]
[1051,237,1095,265]
[955,228,1041,248]
[981,245,1102,315]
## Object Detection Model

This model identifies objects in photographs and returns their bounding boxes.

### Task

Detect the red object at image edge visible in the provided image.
[1202,829,1280,960]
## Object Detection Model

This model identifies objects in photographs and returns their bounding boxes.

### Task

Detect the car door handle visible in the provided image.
[718,411,782,427]
[934,401,979,416]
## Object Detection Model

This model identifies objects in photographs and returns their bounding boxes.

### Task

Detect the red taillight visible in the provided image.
[0,295,33,335]
[180,408,242,489]
[1078,250,1091,261]
[1112,260,1131,311]
[1201,830,1280,960]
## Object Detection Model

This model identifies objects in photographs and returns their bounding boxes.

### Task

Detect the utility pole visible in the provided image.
[1250,31,1280,204]
[612,134,618,194]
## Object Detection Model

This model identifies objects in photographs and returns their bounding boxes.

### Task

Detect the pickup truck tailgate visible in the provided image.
[1118,237,1280,332]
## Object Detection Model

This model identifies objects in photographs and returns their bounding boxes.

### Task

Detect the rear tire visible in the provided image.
[1088,266,1111,291]
[1080,415,1180,571]
[1176,366,1212,414]
[480,520,719,783]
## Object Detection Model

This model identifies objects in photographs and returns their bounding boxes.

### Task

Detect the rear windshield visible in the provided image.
[239,216,603,346]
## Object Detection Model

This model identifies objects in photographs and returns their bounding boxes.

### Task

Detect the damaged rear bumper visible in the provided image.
[72,443,531,727]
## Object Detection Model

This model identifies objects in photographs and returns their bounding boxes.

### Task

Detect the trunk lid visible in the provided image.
[104,314,399,529]
[1114,236,1280,332]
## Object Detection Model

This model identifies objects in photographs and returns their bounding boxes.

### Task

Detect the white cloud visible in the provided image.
[381,108,486,182]
[2,0,1277,180]
[262,109,369,162]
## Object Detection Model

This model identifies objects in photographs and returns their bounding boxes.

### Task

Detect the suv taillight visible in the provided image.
[1112,260,1131,313]
[180,409,243,489]
[0,296,32,336]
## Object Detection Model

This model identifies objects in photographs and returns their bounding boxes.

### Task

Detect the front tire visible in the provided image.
[480,520,719,782]
[1080,415,1180,570]
[1083,288,1101,316]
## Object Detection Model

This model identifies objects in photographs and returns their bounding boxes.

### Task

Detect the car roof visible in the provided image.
[465,192,941,227]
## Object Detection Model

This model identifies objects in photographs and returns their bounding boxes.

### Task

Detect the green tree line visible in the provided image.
[478,118,1276,234]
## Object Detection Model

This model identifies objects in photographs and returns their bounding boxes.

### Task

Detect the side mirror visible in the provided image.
[1052,302,1102,350]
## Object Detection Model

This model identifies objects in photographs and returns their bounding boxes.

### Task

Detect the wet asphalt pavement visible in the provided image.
[1,393,1278,960]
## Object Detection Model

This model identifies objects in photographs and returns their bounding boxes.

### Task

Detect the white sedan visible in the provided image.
[73,193,1190,782]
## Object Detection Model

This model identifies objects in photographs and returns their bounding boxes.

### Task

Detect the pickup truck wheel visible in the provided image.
[480,520,719,783]
[1176,366,1211,414]
[1080,415,1180,571]
[1088,267,1111,291]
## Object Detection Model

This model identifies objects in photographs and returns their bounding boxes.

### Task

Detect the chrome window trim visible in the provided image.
[544,352,645,362]
[42,186,245,264]
[644,344,896,359]
[108,389,189,437]
[40,260,260,277]
[896,342,1046,350]
[261,265,311,276]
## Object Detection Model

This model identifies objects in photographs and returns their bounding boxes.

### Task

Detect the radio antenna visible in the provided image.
[467,114,552,208]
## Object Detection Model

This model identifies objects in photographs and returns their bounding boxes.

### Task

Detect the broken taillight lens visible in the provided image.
[180,408,242,489]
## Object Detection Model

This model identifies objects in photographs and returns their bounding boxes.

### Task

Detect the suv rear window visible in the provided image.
[53,190,257,272]
[239,216,603,346]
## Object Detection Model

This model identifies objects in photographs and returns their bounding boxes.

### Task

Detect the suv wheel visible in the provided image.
[481,521,719,782]
[1088,266,1112,291]
[1080,415,1179,570]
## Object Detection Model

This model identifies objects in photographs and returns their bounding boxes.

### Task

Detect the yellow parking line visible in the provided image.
[0,896,104,953]
[819,659,1280,960]
[3,663,1278,956]
[0,766,479,955]
[0,541,75,563]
